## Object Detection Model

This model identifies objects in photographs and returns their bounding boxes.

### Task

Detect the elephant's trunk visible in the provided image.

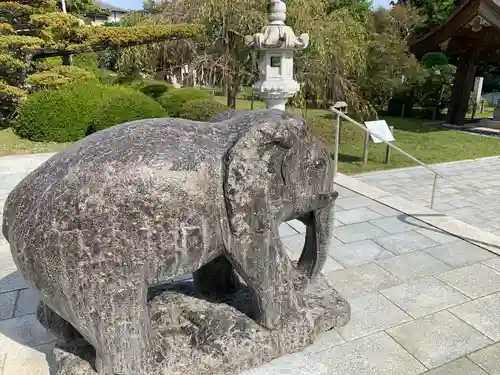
[296,192,337,282]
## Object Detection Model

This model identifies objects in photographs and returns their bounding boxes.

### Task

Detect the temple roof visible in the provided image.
[410,0,500,59]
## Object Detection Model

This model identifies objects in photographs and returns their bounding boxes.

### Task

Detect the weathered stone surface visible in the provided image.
[2,110,349,374]
[49,275,349,375]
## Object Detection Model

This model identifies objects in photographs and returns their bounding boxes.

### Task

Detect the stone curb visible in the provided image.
[335,173,500,256]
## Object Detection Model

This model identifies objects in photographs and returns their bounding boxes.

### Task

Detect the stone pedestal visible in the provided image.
[47,275,349,375]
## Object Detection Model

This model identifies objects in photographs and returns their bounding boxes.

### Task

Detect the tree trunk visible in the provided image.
[227,74,241,109]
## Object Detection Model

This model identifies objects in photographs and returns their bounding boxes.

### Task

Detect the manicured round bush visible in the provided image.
[157,87,211,117]
[90,86,167,133]
[130,80,171,99]
[421,52,448,69]
[16,81,167,142]
[179,99,229,121]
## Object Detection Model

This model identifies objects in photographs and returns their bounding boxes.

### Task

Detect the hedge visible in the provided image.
[16,81,167,142]
[131,79,170,99]
[157,87,211,117]
[26,65,95,90]
[179,99,229,121]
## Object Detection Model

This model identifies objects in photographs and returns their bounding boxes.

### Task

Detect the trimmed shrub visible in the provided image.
[16,81,167,142]
[89,86,167,133]
[421,52,448,69]
[26,65,95,90]
[179,99,229,121]
[157,87,211,117]
[131,80,171,99]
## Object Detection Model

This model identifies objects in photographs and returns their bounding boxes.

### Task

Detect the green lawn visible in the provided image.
[214,96,500,175]
[1,95,499,176]
[0,128,69,156]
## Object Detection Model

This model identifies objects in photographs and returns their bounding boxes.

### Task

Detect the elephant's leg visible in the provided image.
[37,301,83,343]
[193,255,240,298]
[92,283,151,375]
[227,235,301,329]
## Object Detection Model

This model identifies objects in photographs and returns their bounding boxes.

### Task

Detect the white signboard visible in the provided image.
[365,120,395,144]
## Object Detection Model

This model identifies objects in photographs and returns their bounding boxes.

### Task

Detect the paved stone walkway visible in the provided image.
[357,156,500,233]
[2,154,500,374]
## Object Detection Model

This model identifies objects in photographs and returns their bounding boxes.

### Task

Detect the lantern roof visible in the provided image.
[245,0,309,51]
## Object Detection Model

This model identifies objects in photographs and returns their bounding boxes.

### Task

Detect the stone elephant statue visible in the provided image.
[2,110,338,375]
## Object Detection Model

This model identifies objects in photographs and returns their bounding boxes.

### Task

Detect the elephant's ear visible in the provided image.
[224,116,299,237]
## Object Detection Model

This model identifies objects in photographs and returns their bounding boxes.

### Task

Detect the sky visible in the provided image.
[111,0,392,11]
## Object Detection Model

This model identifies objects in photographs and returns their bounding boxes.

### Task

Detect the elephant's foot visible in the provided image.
[193,255,241,299]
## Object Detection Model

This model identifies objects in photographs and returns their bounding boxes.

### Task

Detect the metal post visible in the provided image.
[333,113,341,176]
[385,126,394,164]
[363,131,369,166]
[431,174,438,209]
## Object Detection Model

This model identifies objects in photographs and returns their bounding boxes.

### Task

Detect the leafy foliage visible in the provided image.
[16,81,167,142]
[421,52,448,69]
[157,87,211,116]
[0,80,26,127]
[90,86,167,132]
[179,98,229,121]
[131,79,171,98]
[26,65,95,89]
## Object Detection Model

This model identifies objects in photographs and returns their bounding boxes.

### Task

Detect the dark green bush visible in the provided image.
[16,81,167,142]
[179,99,229,121]
[421,52,448,69]
[131,80,171,99]
[157,87,211,117]
[90,86,167,132]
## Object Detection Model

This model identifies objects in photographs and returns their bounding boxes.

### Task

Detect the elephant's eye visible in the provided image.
[313,158,326,169]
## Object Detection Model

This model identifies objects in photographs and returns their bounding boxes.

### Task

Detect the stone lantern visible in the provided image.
[245,0,309,111]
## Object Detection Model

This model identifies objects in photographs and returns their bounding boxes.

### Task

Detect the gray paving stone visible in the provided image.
[0,269,28,294]
[387,311,492,369]
[278,223,298,237]
[437,263,500,299]
[469,343,500,375]
[423,357,488,375]
[329,240,394,268]
[336,196,374,210]
[380,277,469,319]
[450,292,500,341]
[367,203,401,217]
[335,186,359,198]
[0,314,55,347]
[482,257,500,271]
[424,242,498,268]
[325,263,401,299]
[308,332,426,375]
[286,219,306,234]
[377,251,451,282]
[415,227,460,244]
[333,222,388,243]
[334,207,383,225]
[374,231,440,255]
[299,329,346,355]
[336,293,411,341]
[370,216,428,234]
[239,352,328,375]
[0,291,16,321]
[14,289,38,318]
